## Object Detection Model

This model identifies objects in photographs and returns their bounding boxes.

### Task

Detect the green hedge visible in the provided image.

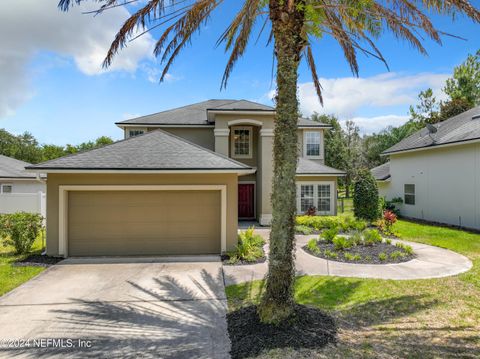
[296,215,366,232]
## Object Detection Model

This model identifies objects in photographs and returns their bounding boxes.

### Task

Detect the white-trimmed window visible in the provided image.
[297,182,334,215]
[0,184,13,194]
[231,126,253,159]
[404,184,415,205]
[304,131,321,158]
[127,128,145,138]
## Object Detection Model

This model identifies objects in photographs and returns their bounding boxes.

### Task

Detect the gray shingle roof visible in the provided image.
[383,106,480,155]
[0,155,36,178]
[117,99,329,127]
[296,158,345,175]
[26,130,252,171]
[371,162,390,181]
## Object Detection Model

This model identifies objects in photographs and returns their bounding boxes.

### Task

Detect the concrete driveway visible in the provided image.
[0,258,230,358]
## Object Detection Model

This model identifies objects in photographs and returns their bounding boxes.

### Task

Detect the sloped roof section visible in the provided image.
[26,130,252,172]
[0,155,36,178]
[371,162,390,181]
[383,106,480,155]
[117,99,330,127]
[296,158,345,175]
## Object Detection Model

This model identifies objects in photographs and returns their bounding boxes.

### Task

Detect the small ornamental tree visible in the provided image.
[353,169,380,222]
[0,212,44,254]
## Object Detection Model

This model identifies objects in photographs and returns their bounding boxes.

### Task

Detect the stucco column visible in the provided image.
[214,129,230,156]
[259,128,274,225]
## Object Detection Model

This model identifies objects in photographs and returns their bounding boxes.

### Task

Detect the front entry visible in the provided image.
[238,183,255,219]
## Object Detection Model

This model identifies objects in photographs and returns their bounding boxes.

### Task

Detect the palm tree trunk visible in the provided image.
[258,0,305,325]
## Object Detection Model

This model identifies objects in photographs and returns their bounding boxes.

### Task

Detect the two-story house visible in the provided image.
[27,100,345,258]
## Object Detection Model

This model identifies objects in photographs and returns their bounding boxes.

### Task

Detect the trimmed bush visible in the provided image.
[321,228,338,243]
[0,212,44,254]
[332,236,353,251]
[227,227,265,263]
[306,238,320,254]
[296,215,367,233]
[362,228,383,246]
[353,169,380,221]
[295,225,314,235]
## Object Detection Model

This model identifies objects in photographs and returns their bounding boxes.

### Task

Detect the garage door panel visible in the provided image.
[68,190,221,256]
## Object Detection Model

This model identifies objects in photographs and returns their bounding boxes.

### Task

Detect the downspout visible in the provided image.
[34,172,47,255]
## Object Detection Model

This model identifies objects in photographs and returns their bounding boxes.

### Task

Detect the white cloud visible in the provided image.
[0,0,155,117]
[340,115,410,135]
[296,72,449,118]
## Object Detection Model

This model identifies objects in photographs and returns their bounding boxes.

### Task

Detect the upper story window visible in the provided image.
[0,184,13,194]
[404,184,415,205]
[127,128,145,138]
[231,126,253,159]
[304,131,321,158]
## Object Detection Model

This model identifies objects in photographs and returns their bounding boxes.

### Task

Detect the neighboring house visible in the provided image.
[372,105,480,230]
[0,155,46,216]
[26,99,345,257]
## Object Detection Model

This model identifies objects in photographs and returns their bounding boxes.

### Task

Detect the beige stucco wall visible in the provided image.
[297,128,326,164]
[295,175,339,215]
[377,181,391,199]
[45,173,238,256]
[386,142,480,229]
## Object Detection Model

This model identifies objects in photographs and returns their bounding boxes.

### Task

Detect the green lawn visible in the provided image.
[0,237,45,296]
[226,219,480,357]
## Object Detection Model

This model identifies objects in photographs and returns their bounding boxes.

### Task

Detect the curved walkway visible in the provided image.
[222,229,473,286]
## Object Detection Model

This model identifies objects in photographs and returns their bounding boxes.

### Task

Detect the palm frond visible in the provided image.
[305,45,323,105]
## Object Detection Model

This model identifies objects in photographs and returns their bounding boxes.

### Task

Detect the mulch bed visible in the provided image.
[221,254,267,266]
[303,241,415,264]
[227,304,337,359]
[14,254,63,267]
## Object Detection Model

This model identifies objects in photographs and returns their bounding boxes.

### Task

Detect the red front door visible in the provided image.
[238,184,255,219]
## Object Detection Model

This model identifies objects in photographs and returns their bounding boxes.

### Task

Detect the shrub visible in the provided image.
[227,227,265,263]
[0,212,44,254]
[385,238,392,245]
[386,197,403,216]
[295,225,313,235]
[396,242,414,255]
[322,227,338,243]
[390,251,406,260]
[323,249,338,259]
[363,229,382,246]
[349,231,363,246]
[378,252,387,261]
[296,216,340,230]
[344,252,362,261]
[352,220,367,231]
[306,238,320,254]
[383,210,398,235]
[353,169,380,222]
[333,236,353,251]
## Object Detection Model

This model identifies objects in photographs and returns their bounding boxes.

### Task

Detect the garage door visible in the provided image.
[68,190,221,256]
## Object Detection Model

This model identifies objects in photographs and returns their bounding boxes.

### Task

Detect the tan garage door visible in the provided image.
[68,190,221,256]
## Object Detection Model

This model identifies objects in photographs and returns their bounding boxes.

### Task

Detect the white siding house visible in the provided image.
[372,106,480,230]
[0,155,46,216]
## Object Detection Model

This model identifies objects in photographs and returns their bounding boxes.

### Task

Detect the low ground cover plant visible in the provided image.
[0,212,44,254]
[296,215,367,233]
[225,227,265,264]
[304,228,415,264]
[295,225,314,235]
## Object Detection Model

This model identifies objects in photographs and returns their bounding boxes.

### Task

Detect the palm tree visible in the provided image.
[59,0,480,324]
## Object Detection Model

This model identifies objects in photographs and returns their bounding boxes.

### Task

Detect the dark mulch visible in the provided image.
[14,254,63,267]
[221,254,267,266]
[227,304,336,359]
[303,241,415,264]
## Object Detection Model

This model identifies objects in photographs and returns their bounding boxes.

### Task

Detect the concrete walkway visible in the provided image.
[223,229,473,285]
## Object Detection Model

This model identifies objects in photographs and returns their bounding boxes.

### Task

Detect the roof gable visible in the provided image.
[26,130,252,172]
[370,162,390,181]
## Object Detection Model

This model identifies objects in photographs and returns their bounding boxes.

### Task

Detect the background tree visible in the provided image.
[444,49,480,107]
[409,88,440,124]
[59,0,480,324]
[343,120,363,197]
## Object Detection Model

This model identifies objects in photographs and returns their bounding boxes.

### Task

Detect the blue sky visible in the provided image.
[1,1,479,145]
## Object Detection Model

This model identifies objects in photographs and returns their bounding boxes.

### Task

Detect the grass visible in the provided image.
[226,219,480,357]
[0,236,45,296]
